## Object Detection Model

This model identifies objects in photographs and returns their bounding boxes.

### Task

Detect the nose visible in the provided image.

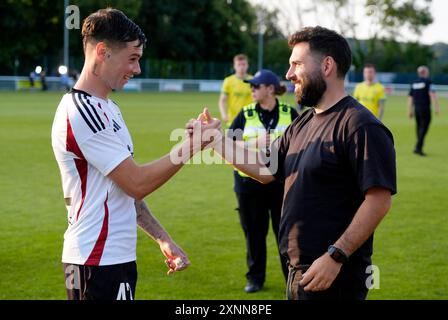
[134,62,141,75]
[285,66,295,81]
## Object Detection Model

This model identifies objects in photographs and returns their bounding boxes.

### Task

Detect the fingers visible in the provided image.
[299,268,325,292]
[185,118,201,136]
[299,269,314,288]
[165,257,190,275]
[203,107,212,122]
[197,112,206,122]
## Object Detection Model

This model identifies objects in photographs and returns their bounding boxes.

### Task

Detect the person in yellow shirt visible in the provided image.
[219,54,253,126]
[353,64,386,120]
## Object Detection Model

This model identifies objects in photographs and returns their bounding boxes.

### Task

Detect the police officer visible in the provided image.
[228,69,298,293]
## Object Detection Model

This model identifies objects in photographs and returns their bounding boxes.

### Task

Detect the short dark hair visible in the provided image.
[233,54,248,63]
[288,26,352,78]
[364,63,376,70]
[82,8,146,51]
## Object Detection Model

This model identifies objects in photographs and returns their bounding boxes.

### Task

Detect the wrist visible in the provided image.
[156,234,172,246]
[327,245,349,264]
[210,130,224,149]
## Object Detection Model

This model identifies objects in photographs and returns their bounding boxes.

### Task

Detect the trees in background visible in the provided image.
[1,0,447,80]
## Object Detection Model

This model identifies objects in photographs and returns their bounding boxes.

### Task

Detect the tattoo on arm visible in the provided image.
[135,200,169,242]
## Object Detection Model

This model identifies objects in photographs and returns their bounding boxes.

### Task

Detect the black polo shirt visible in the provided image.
[229,100,298,194]
[409,77,433,113]
[272,96,397,265]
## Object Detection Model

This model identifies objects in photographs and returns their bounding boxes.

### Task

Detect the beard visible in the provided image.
[294,70,327,107]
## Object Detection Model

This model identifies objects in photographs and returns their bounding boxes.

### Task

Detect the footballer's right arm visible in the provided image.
[218,93,229,124]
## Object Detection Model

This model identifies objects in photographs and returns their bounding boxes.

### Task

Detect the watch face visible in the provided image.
[328,246,347,263]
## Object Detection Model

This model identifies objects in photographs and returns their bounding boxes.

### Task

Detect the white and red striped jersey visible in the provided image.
[52,88,136,266]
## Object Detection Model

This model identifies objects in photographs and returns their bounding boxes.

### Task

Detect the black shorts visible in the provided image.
[63,261,137,300]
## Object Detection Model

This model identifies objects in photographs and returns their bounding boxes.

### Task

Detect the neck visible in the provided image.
[74,60,110,100]
[314,80,347,114]
[259,97,277,111]
[235,72,246,80]
[365,79,374,85]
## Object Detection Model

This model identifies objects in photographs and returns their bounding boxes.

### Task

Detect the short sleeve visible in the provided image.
[429,83,435,92]
[221,77,230,95]
[347,124,397,195]
[79,129,132,176]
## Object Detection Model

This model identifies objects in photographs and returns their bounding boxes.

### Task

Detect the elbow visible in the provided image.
[131,180,155,201]
[132,190,146,201]
[123,184,145,201]
[125,176,149,200]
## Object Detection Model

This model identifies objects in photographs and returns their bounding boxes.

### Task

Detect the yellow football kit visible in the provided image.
[353,82,386,118]
[221,74,253,125]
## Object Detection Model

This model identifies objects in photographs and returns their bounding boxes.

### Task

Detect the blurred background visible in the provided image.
[1,0,447,87]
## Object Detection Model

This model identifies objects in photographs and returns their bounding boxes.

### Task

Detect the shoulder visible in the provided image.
[375,82,385,90]
[354,82,364,89]
[224,74,236,82]
[277,101,298,117]
[288,107,313,131]
[354,82,365,91]
[66,90,108,141]
[242,103,257,112]
[278,100,293,109]
[342,97,392,139]
[229,109,247,130]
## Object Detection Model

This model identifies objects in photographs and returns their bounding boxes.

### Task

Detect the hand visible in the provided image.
[408,110,414,119]
[158,239,190,275]
[185,107,222,151]
[221,114,229,124]
[299,253,342,292]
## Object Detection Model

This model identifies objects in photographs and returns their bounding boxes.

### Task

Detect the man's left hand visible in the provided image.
[299,253,342,292]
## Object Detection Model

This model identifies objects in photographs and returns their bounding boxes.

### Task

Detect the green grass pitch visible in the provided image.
[0,91,447,299]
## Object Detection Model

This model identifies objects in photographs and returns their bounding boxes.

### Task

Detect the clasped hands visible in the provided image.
[185,107,223,152]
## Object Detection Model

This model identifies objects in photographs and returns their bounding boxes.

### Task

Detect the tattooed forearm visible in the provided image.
[135,199,169,242]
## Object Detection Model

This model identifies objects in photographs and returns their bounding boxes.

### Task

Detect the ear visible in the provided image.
[322,56,335,77]
[95,42,109,62]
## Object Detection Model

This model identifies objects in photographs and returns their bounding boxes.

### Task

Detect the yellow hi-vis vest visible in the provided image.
[237,102,292,177]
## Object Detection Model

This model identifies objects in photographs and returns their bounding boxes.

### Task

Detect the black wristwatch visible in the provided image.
[327,245,349,264]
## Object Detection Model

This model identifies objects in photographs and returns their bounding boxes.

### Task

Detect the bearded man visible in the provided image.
[188,26,397,300]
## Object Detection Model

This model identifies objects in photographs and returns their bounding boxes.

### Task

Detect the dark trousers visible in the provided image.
[286,256,370,300]
[415,110,431,152]
[236,189,288,285]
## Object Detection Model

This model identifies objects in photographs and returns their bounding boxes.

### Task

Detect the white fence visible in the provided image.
[1,76,448,96]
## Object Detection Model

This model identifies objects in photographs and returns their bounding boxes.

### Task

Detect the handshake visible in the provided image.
[170,107,278,178]
[171,108,223,164]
